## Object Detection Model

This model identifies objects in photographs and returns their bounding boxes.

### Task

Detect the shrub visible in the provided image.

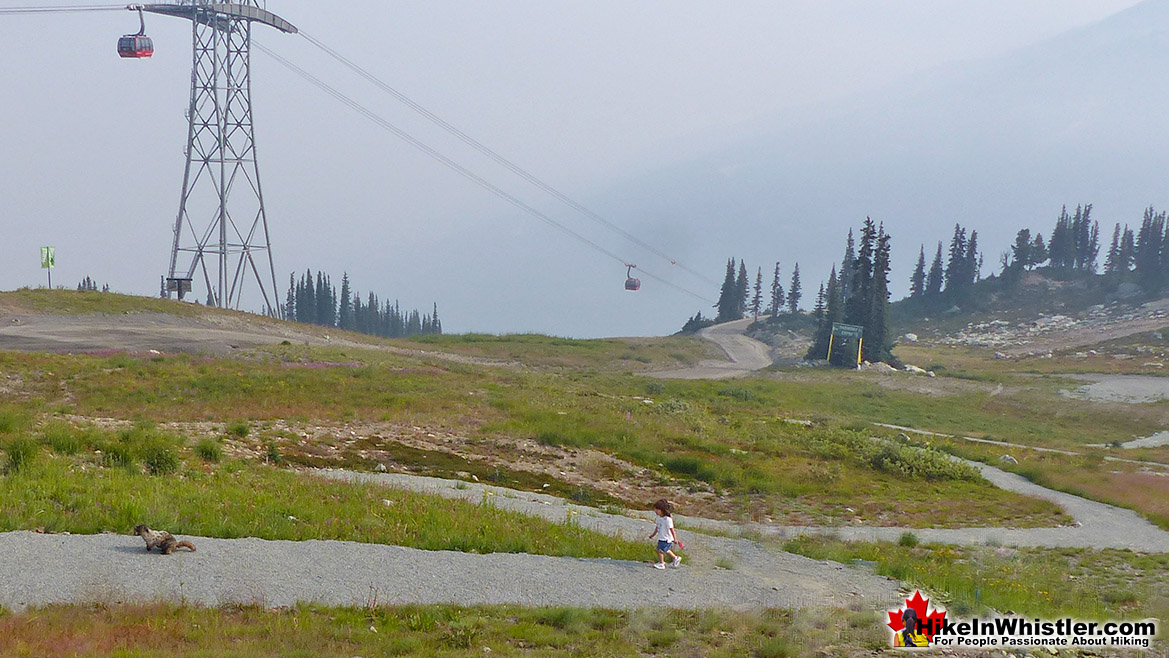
[898,532,919,547]
[226,421,250,438]
[264,441,282,465]
[141,442,180,475]
[195,438,223,463]
[645,381,665,395]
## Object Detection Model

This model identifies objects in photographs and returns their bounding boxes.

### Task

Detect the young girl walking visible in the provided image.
[647,498,682,570]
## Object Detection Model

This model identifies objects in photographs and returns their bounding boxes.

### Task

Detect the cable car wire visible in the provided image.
[253,41,715,304]
[297,30,720,289]
[0,4,124,14]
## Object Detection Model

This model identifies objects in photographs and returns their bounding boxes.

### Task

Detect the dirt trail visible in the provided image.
[654,319,773,379]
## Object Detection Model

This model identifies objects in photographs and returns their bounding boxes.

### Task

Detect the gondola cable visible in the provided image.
[297,30,720,289]
[254,41,715,304]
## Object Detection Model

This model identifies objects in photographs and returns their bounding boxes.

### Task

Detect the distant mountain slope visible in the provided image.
[591,0,1169,299]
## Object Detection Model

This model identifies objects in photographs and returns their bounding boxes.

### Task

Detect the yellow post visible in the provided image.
[856,337,864,368]
[826,333,835,361]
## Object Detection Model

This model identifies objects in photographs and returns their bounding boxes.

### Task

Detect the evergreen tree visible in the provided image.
[1009,229,1033,273]
[966,230,982,283]
[1104,224,1122,275]
[807,266,841,359]
[845,219,876,325]
[1049,206,1073,269]
[864,224,893,362]
[839,229,856,303]
[925,242,944,298]
[751,268,763,320]
[788,263,802,313]
[1118,226,1135,274]
[1135,207,1167,292]
[1032,233,1048,266]
[338,273,352,330]
[736,260,749,318]
[909,245,926,298]
[284,273,296,320]
[715,259,738,322]
[812,282,825,322]
[944,223,968,296]
[769,262,785,319]
[1085,220,1100,273]
[432,303,442,334]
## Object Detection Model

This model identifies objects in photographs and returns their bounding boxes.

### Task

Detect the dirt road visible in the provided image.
[654,319,773,379]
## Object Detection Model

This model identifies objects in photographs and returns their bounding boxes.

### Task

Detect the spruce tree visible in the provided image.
[736,260,749,318]
[338,273,352,330]
[284,273,296,320]
[1032,233,1048,266]
[788,263,802,313]
[1011,230,1032,271]
[715,259,737,322]
[925,242,944,298]
[751,268,763,320]
[839,229,856,303]
[966,230,981,283]
[812,282,825,322]
[845,219,876,325]
[770,262,785,319]
[1085,220,1100,273]
[864,224,893,362]
[944,224,968,297]
[1119,226,1135,274]
[807,266,841,360]
[910,245,926,298]
[1104,224,1122,275]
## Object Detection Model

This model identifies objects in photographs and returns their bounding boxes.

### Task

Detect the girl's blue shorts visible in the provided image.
[657,540,674,552]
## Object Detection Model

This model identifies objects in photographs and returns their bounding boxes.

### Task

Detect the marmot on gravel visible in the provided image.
[134,524,196,554]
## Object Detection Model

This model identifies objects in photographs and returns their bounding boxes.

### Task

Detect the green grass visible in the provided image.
[1,288,209,317]
[0,346,1069,528]
[783,536,1169,620]
[0,447,645,560]
[0,603,885,657]
[391,332,718,371]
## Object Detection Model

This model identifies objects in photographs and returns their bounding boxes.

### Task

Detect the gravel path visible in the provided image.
[317,462,1169,553]
[654,319,773,379]
[0,470,900,613]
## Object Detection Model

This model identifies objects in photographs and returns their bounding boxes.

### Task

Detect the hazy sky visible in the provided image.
[0,1,1145,335]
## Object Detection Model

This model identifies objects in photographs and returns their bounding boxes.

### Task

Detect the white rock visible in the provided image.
[903,333,919,342]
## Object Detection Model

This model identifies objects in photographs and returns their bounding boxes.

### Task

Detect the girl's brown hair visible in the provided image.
[652,498,673,517]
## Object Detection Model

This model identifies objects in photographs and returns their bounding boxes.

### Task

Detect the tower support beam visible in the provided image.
[152,1,295,316]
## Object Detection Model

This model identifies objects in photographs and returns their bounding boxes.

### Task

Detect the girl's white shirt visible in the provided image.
[654,515,674,544]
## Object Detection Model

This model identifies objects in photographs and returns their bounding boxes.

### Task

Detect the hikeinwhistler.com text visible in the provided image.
[926,617,1158,649]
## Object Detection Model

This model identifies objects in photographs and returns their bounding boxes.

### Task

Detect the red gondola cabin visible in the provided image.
[625,277,641,291]
[118,34,154,58]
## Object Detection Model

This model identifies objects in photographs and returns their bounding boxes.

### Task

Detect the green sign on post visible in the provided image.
[827,322,865,368]
[830,323,864,339]
[40,246,55,289]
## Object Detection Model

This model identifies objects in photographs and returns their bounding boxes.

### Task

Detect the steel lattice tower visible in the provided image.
[143,2,297,316]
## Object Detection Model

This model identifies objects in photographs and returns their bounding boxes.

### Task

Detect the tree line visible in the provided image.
[710,258,802,323]
[806,219,894,363]
[283,270,441,338]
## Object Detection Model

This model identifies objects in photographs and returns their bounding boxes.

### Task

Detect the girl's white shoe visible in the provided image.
[671,556,682,568]
[653,562,666,570]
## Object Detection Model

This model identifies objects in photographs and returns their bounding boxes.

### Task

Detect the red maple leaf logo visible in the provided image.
[887,590,947,641]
